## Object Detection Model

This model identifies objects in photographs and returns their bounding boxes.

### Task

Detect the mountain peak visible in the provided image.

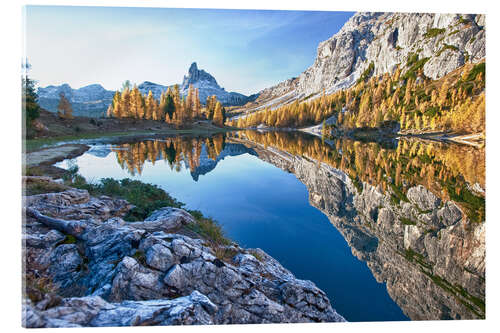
[181,62,219,90]
[189,62,198,73]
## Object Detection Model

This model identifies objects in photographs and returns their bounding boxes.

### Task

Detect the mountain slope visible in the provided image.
[241,12,485,114]
[37,63,257,117]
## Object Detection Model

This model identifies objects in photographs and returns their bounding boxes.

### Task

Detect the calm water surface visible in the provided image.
[56,131,485,321]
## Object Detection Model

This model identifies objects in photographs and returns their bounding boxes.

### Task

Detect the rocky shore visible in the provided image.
[22,179,345,327]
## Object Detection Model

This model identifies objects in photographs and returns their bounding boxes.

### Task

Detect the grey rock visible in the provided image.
[437,202,463,226]
[246,12,485,115]
[145,244,174,271]
[24,291,218,327]
[163,264,186,290]
[406,185,441,211]
[130,207,195,232]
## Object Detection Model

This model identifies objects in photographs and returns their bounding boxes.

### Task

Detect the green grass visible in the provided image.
[421,269,484,317]
[132,250,147,265]
[402,56,430,81]
[424,106,440,117]
[24,178,69,196]
[390,182,409,205]
[444,181,485,223]
[249,249,264,262]
[436,44,459,57]
[213,246,239,263]
[349,175,364,193]
[406,53,419,67]
[185,213,231,246]
[403,248,432,269]
[424,28,446,38]
[400,217,417,225]
[465,62,485,82]
[57,235,77,246]
[458,16,471,25]
[24,166,45,176]
[357,62,375,84]
[24,126,234,153]
[68,176,184,221]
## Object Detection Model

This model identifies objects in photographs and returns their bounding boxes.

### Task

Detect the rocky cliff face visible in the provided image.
[179,62,255,106]
[232,137,485,320]
[22,181,345,327]
[250,12,485,110]
[37,63,257,117]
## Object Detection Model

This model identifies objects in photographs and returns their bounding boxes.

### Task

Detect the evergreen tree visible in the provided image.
[222,106,227,124]
[22,74,40,126]
[164,94,175,122]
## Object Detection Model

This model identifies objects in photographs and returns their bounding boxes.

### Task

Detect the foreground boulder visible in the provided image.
[23,185,345,327]
[23,291,218,327]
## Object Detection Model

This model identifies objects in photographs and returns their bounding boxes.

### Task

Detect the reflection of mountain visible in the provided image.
[108,135,257,181]
[189,143,257,181]
[87,145,112,158]
[229,133,485,320]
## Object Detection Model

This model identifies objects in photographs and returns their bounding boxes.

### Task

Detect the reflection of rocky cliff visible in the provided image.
[188,143,257,181]
[231,136,485,320]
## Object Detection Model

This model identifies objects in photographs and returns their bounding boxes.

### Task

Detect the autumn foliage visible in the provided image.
[231,61,485,134]
[106,83,227,127]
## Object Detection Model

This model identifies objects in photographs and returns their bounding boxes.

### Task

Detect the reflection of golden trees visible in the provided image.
[109,130,484,222]
[110,134,227,176]
[231,130,485,204]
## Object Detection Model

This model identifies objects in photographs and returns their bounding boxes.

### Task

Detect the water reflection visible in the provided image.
[86,130,485,320]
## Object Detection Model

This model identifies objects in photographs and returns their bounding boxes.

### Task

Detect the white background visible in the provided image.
[1,0,497,332]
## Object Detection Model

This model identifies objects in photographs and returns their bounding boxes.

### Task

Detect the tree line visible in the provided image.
[231,60,485,134]
[106,81,227,127]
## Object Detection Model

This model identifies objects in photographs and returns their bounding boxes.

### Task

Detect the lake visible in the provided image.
[56,130,485,321]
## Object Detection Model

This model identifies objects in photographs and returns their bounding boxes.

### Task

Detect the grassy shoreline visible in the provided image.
[24,125,238,153]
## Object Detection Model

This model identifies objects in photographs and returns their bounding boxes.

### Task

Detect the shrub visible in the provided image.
[69,177,184,221]
[213,246,239,263]
[186,217,230,246]
[357,62,375,84]
[424,28,446,38]
[465,62,485,82]
[24,178,68,196]
[436,44,459,57]
[402,56,430,81]
[400,217,417,225]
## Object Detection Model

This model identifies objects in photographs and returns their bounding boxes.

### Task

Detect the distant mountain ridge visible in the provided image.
[37,83,115,118]
[37,62,258,117]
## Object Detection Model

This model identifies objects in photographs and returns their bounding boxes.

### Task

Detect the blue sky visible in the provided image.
[25,6,353,95]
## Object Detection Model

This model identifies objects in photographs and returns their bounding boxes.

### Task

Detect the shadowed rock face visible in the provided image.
[232,136,485,320]
[23,183,345,327]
